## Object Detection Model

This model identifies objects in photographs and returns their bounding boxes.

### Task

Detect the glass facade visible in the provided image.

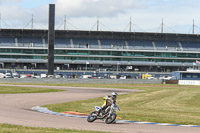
[1,29,200,72]
[0,48,198,63]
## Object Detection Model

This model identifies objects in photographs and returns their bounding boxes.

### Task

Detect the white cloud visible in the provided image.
[0,0,200,33]
[0,0,23,2]
[0,5,28,20]
[0,0,23,5]
[54,0,145,17]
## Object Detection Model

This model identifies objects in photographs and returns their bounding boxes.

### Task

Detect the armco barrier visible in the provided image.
[0,78,162,84]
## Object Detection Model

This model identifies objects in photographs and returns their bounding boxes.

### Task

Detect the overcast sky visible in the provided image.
[0,0,200,34]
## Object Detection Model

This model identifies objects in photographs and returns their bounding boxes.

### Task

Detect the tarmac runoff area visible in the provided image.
[0,84,200,133]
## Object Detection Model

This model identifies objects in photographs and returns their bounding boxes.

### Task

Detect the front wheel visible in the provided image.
[105,114,116,124]
[87,111,97,122]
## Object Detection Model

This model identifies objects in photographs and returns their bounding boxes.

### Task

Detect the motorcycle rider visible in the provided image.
[97,92,118,116]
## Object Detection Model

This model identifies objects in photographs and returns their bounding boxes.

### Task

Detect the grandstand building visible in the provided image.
[0,29,200,72]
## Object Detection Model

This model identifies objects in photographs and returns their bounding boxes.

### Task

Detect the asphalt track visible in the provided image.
[0,84,200,133]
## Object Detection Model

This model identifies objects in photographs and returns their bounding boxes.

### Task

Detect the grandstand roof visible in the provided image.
[0,29,200,42]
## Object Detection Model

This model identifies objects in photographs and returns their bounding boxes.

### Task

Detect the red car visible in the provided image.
[92,76,98,79]
[26,74,32,78]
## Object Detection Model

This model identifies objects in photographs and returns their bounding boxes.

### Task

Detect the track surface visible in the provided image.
[0,84,200,133]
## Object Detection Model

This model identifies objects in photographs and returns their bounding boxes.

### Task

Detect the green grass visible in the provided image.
[0,86,65,94]
[44,84,200,125]
[0,124,110,133]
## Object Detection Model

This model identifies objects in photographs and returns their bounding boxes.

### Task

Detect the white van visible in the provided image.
[20,74,27,78]
[12,73,20,78]
[40,74,47,78]
[120,76,126,79]
[80,75,92,79]
[5,73,12,78]
[0,73,5,78]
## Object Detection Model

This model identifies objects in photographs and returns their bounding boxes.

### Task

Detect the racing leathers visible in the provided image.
[98,95,116,115]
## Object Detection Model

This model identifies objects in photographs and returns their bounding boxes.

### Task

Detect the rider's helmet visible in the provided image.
[111,92,118,100]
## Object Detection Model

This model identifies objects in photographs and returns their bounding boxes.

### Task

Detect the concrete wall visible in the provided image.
[0,78,162,84]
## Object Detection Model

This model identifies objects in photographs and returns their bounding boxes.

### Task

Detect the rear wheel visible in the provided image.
[87,111,97,122]
[105,114,116,124]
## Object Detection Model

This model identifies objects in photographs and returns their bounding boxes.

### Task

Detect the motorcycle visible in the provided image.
[87,103,120,124]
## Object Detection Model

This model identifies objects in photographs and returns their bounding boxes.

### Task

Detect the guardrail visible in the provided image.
[0,78,162,84]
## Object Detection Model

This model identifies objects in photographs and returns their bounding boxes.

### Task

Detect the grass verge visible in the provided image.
[44,84,200,125]
[0,86,65,94]
[0,124,110,133]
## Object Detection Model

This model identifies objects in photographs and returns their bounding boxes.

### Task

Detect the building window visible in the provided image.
[186,75,192,78]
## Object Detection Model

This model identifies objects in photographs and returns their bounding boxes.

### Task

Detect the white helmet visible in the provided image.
[111,92,118,99]
[112,92,118,96]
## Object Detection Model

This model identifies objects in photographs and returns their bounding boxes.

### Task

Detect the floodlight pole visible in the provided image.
[31,14,34,29]
[97,16,99,31]
[64,14,67,30]
[0,13,1,29]
[47,4,55,76]
[129,17,132,32]
[193,19,195,34]
[161,18,164,33]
